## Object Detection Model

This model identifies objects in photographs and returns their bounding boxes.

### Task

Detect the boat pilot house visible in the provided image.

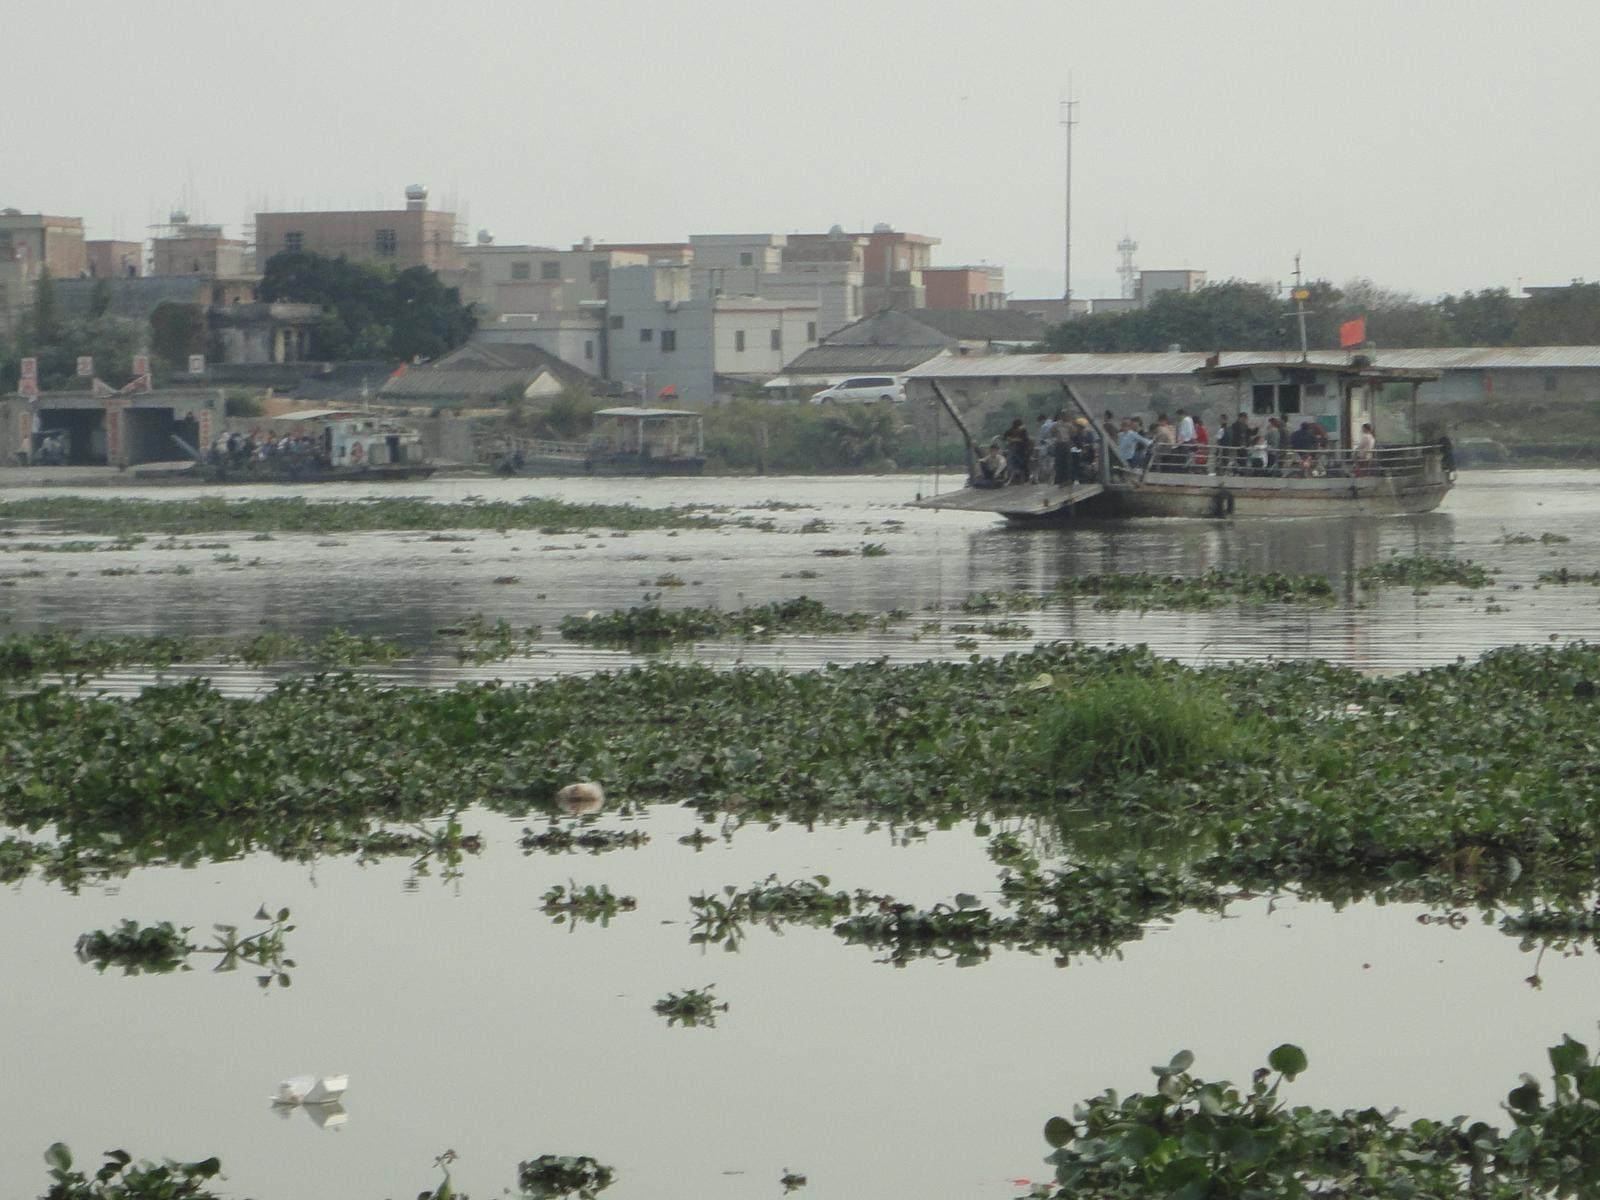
[907,352,1453,522]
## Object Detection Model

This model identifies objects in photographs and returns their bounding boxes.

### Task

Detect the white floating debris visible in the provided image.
[272,1073,349,1106]
[555,781,605,815]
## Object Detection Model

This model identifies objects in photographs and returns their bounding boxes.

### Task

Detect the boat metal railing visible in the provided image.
[476,433,588,464]
[1133,442,1440,483]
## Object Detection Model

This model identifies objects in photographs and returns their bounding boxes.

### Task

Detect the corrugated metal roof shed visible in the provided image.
[905,346,1600,380]
[780,345,942,373]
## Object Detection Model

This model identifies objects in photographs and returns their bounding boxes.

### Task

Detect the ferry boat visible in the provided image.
[158,410,437,483]
[494,406,706,477]
[909,353,1454,523]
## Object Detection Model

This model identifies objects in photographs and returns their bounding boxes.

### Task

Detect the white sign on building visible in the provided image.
[19,357,37,381]
[75,356,94,377]
[188,354,206,374]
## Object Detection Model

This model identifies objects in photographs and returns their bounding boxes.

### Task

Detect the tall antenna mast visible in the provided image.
[1116,234,1139,300]
[1060,92,1078,305]
[1291,252,1311,359]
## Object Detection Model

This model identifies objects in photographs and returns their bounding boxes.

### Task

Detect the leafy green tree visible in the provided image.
[1439,287,1518,345]
[531,384,603,439]
[1331,278,1451,347]
[1046,280,1288,354]
[259,250,475,362]
[1513,282,1600,345]
[89,277,113,319]
[13,314,145,390]
[32,266,60,343]
[820,402,904,466]
[149,302,206,372]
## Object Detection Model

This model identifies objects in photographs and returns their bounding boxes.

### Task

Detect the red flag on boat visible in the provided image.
[389,362,408,379]
[1338,316,1367,348]
[658,384,678,399]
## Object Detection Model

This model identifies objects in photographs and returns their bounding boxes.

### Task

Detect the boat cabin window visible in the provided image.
[1250,381,1304,415]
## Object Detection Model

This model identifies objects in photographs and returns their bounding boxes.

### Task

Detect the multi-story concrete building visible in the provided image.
[605,263,818,401]
[924,265,1006,310]
[691,232,863,337]
[1137,269,1206,305]
[85,240,143,279]
[0,209,87,280]
[858,225,938,312]
[456,236,647,320]
[254,185,462,273]
[151,213,248,278]
[0,209,88,331]
[785,226,936,315]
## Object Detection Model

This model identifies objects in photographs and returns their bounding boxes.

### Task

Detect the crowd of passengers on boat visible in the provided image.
[974,406,1381,488]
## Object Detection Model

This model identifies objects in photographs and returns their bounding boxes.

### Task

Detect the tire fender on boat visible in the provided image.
[1211,488,1235,518]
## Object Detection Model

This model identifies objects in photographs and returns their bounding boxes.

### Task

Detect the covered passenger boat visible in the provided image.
[495,406,706,477]
[907,352,1454,523]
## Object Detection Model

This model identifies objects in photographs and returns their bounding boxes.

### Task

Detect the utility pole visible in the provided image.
[1060,94,1079,305]
[1291,252,1311,359]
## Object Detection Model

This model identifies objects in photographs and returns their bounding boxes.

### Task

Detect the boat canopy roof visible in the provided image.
[1194,357,1439,386]
[903,350,1439,383]
[594,407,700,419]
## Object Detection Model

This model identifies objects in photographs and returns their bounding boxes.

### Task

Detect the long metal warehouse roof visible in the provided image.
[903,346,1600,380]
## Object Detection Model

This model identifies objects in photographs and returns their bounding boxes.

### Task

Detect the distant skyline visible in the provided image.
[11,0,1597,303]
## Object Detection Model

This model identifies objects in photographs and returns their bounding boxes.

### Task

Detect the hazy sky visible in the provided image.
[12,1,1597,301]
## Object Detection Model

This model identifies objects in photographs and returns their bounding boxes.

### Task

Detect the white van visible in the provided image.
[809,376,906,405]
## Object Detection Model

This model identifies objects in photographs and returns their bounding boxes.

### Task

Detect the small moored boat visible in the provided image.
[495,406,705,477]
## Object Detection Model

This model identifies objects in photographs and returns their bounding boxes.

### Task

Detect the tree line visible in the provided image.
[1043,279,1600,354]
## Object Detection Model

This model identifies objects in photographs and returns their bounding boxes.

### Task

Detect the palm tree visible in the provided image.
[820,402,905,467]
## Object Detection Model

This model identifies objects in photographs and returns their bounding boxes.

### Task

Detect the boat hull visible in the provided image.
[500,455,706,478]
[137,463,438,485]
[1112,474,1451,519]
[916,473,1452,523]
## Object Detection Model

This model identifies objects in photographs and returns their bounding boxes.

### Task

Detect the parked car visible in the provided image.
[809,376,905,405]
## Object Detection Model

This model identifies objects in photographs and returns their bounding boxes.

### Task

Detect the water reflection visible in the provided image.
[4,472,1597,682]
[5,471,1600,1200]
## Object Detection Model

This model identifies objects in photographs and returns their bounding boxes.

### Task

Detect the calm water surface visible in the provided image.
[2,471,1599,1199]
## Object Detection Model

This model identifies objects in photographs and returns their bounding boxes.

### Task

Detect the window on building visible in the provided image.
[541,260,561,281]
[1277,383,1302,414]
[641,328,654,342]
[770,329,781,351]
[510,261,531,281]
[584,340,595,360]
[807,322,817,342]
[661,330,676,352]
[589,260,606,283]
[739,251,754,267]
[609,315,624,329]
[735,330,746,352]
[375,228,397,257]
[283,232,303,253]
[1251,384,1275,415]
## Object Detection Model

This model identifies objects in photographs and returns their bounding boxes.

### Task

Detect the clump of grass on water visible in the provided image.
[1036,672,1247,781]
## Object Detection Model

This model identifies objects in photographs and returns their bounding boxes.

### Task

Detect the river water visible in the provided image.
[2,470,1598,1199]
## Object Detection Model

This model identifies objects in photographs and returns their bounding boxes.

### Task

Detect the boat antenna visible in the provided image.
[1289,252,1311,360]
[1059,88,1078,305]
